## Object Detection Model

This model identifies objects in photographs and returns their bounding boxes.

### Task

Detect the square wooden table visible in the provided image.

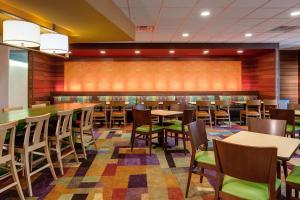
[223,131,300,161]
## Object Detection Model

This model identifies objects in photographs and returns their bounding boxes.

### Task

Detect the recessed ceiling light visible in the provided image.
[200,11,210,17]
[100,50,106,54]
[68,51,72,54]
[244,33,253,38]
[182,33,189,37]
[203,50,209,54]
[237,50,244,54]
[169,50,175,54]
[135,50,141,54]
[291,11,300,17]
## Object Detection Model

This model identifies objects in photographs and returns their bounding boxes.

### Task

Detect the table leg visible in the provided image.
[158,116,164,146]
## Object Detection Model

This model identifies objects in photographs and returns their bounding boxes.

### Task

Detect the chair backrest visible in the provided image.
[132,109,152,127]
[0,121,18,163]
[248,118,286,136]
[31,103,47,109]
[196,101,211,112]
[270,109,295,126]
[263,99,278,107]
[56,110,73,136]
[288,104,300,110]
[3,106,23,112]
[110,101,125,112]
[144,101,159,109]
[170,103,185,111]
[213,140,277,194]
[188,120,209,153]
[94,101,106,112]
[215,100,230,110]
[163,101,177,110]
[182,109,195,126]
[80,106,94,129]
[24,113,50,148]
[135,104,146,110]
[35,101,51,105]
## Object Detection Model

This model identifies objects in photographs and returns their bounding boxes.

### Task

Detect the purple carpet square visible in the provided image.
[118,158,141,166]
[125,188,148,200]
[128,174,147,188]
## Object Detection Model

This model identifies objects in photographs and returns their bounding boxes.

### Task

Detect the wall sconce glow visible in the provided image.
[290,11,300,17]
[40,33,69,54]
[3,20,40,47]
[135,50,141,54]
[200,11,210,17]
[100,50,106,54]
[182,33,189,37]
[244,33,253,38]
[169,50,175,54]
[203,50,209,54]
[237,50,244,54]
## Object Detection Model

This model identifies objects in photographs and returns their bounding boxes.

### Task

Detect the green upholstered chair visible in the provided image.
[185,120,216,198]
[131,109,164,155]
[286,166,300,199]
[165,109,194,154]
[213,139,281,200]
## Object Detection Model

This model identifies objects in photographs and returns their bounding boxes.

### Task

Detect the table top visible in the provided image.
[0,103,96,124]
[151,109,183,116]
[295,110,300,116]
[189,101,216,105]
[232,100,264,104]
[223,131,300,161]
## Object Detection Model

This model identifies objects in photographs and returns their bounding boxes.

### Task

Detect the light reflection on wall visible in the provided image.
[64,60,241,91]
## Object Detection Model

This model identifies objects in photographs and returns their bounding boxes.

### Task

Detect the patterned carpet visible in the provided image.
[0,124,299,200]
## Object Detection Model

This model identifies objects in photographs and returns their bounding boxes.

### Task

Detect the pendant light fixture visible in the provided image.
[40,33,69,54]
[3,20,40,47]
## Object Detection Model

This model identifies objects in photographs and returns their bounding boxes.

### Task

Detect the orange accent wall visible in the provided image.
[64,60,241,91]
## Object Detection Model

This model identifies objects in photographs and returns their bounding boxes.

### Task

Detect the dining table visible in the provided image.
[223,131,300,178]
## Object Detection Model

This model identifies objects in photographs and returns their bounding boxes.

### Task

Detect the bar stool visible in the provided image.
[73,106,97,159]
[109,101,126,128]
[214,100,231,127]
[263,99,278,118]
[49,110,79,175]
[93,101,107,128]
[0,121,25,200]
[240,100,261,125]
[15,113,57,197]
[195,101,212,128]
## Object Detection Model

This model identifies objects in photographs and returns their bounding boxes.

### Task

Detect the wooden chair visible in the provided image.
[240,100,261,125]
[214,100,231,128]
[93,101,107,128]
[73,106,97,159]
[270,109,300,138]
[0,121,25,200]
[15,114,57,197]
[3,106,23,112]
[109,101,126,128]
[195,101,212,128]
[144,101,159,123]
[286,166,300,199]
[48,110,79,175]
[263,99,278,118]
[186,120,216,198]
[213,139,280,200]
[134,104,146,110]
[165,109,194,154]
[248,118,288,178]
[31,103,47,109]
[131,109,164,155]
[163,101,177,110]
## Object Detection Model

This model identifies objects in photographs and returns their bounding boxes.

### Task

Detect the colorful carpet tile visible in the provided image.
[0,124,298,200]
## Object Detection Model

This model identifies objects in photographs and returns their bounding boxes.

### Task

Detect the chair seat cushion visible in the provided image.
[195,151,215,166]
[94,112,106,117]
[163,119,182,125]
[286,124,300,132]
[165,124,188,132]
[111,111,125,117]
[222,175,281,200]
[196,111,210,117]
[287,166,300,184]
[136,125,164,132]
[240,110,260,116]
[215,110,229,117]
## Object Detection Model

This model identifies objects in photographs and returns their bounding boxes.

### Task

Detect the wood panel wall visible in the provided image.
[242,52,276,99]
[28,51,64,106]
[280,50,299,104]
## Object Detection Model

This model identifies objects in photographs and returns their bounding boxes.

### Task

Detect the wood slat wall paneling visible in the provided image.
[280,50,299,104]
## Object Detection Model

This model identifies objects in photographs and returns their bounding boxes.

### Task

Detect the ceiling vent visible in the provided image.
[136,25,155,33]
[269,26,300,33]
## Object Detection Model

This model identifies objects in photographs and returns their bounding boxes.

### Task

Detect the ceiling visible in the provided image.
[0,0,135,43]
[112,0,300,49]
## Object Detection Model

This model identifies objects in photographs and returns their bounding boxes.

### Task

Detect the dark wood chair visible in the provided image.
[195,101,212,128]
[144,101,159,123]
[248,118,288,178]
[185,120,216,198]
[131,109,164,155]
[286,166,300,199]
[165,109,195,154]
[163,100,177,110]
[213,139,281,200]
[270,109,300,138]
[263,99,278,119]
[240,99,261,125]
[93,101,107,127]
[214,100,231,127]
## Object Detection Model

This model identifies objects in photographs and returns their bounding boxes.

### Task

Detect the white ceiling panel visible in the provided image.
[128,0,162,8]
[263,0,300,8]
[229,0,269,8]
[246,8,286,19]
[163,0,198,7]
[196,0,234,8]
[221,7,257,18]
[112,0,128,8]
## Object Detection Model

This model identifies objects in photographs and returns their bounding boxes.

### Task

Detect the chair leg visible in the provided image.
[183,134,187,155]
[131,132,135,152]
[91,129,98,150]
[56,140,64,175]
[45,145,57,180]
[149,134,152,155]
[10,159,25,200]
[79,132,87,159]
[24,152,33,197]
[240,114,243,125]
[282,161,288,178]
[286,184,291,200]
[215,117,217,128]
[200,168,204,183]
[209,116,212,128]
[69,136,79,164]
[228,117,231,128]
[175,132,178,146]
[185,161,194,198]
